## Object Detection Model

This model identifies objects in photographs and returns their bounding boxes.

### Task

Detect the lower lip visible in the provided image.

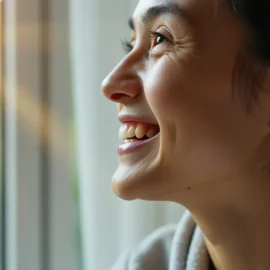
[117,133,160,155]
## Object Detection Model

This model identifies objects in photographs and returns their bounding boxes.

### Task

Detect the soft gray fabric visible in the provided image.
[111,210,211,270]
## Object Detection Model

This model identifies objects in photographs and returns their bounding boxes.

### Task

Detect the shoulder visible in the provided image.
[111,223,178,270]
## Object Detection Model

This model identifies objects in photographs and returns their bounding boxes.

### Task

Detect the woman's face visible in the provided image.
[101,0,270,204]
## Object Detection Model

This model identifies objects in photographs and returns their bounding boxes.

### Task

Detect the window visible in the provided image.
[2,1,80,269]
[0,1,4,269]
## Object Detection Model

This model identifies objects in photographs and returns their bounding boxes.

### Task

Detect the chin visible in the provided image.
[110,162,173,202]
[110,139,174,201]
[111,168,148,201]
[112,182,137,201]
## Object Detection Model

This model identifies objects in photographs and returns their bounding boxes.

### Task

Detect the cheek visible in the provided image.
[144,61,185,118]
[144,59,259,176]
[144,58,210,131]
[145,55,238,129]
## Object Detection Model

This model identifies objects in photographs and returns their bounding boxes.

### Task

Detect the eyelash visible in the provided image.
[122,39,134,54]
[121,31,169,54]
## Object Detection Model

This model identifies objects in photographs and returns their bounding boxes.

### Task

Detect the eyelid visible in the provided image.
[121,26,174,54]
[150,26,174,41]
[150,31,170,43]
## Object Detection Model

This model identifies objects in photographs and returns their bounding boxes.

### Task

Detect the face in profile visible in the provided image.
[101,0,270,205]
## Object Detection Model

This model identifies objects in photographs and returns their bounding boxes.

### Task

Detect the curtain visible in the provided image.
[69,0,185,269]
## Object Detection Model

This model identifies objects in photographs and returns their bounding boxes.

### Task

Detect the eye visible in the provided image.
[150,31,170,48]
[121,31,171,54]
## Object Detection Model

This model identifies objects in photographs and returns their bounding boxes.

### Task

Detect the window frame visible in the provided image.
[0,1,4,269]
[3,0,77,270]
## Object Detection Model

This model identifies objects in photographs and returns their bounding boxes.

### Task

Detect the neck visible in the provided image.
[202,206,270,270]
[177,169,270,270]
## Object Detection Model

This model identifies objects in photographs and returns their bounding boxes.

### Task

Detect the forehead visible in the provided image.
[133,0,216,21]
[134,0,197,16]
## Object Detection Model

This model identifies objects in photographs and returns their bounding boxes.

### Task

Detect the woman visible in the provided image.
[101,0,270,269]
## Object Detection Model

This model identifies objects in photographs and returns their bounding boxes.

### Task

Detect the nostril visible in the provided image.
[111,93,124,101]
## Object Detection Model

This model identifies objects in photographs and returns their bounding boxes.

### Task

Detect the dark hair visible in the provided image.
[229,0,270,114]
[231,0,270,64]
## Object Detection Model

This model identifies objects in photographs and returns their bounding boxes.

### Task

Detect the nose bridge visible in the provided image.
[101,53,143,102]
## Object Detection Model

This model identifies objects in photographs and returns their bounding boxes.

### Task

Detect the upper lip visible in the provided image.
[118,114,159,126]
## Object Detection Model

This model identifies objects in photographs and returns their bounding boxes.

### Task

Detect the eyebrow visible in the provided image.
[128,3,190,31]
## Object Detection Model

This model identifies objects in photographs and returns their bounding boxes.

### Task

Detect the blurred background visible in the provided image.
[0,0,185,270]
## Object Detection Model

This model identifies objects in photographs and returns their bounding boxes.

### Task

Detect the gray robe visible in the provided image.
[111,210,213,270]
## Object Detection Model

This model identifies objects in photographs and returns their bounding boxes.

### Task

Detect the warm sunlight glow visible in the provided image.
[0,85,70,159]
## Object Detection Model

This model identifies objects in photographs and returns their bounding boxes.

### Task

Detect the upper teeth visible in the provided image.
[119,124,159,141]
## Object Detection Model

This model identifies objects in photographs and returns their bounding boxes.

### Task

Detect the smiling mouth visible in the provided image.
[117,131,160,155]
[119,122,160,144]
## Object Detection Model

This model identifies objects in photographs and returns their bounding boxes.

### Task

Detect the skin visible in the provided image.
[101,0,270,269]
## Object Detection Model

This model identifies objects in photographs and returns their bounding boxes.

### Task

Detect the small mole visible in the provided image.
[187,187,191,190]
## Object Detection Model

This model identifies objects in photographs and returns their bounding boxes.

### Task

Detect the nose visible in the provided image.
[101,54,143,104]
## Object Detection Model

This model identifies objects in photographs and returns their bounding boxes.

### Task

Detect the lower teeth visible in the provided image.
[124,139,140,143]
[124,134,158,143]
